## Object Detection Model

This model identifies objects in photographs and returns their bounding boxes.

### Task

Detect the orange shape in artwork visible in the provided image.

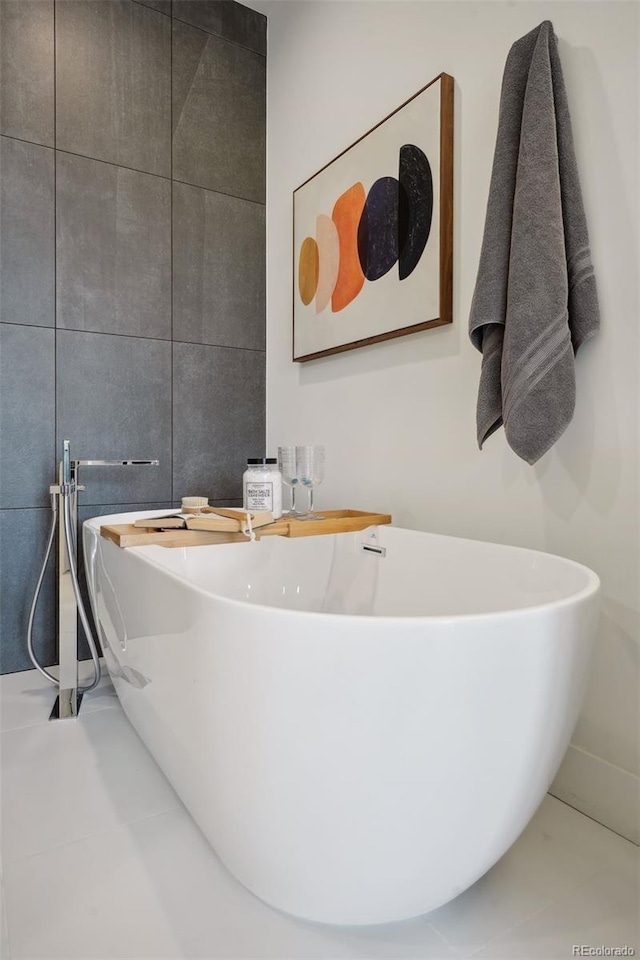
[298,236,319,306]
[331,182,366,312]
[315,214,339,314]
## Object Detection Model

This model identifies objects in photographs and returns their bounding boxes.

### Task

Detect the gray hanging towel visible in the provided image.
[469,20,600,464]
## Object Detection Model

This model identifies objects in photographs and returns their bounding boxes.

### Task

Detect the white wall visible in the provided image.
[260,0,639,842]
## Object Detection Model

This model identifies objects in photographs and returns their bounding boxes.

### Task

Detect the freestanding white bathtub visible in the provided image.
[84,511,599,926]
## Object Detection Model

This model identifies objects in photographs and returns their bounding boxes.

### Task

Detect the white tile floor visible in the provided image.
[0,668,637,960]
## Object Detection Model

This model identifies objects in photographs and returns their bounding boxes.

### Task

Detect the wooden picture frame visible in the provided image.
[292,73,454,363]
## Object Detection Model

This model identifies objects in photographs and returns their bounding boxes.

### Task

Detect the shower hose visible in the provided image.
[27,489,102,693]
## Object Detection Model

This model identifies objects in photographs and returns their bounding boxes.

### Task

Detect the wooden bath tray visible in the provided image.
[100,510,392,549]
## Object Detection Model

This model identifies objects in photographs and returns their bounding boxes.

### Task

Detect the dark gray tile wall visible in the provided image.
[172,0,267,56]
[0,137,55,326]
[173,342,265,499]
[56,331,173,505]
[172,20,266,201]
[56,0,171,176]
[0,509,57,673]
[0,0,55,146]
[173,182,265,349]
[56,153,171,338]
[0,324,55,509]
[132,0,172,15]
[0,0,266,674]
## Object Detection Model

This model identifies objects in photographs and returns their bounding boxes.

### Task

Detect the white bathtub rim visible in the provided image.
[85,511,601,624]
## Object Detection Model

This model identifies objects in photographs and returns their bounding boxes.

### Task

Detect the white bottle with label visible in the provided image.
[243,458,283,519]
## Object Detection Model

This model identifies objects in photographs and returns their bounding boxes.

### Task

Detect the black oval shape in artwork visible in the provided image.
[398,144,433,280]
[357,177,402,281]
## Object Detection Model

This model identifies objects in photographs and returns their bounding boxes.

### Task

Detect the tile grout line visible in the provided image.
[0,321,266,353]
[425,921,461,958]
[1,134,266,207]
[52,0,59,665]
[2,800,184,871]
[170,3,174,508]
[1,499,242,513]
[154,170,268,208]
[550,792,640,847]
[0,132,53,152]
[53,0,57,460]
[129,0,268,61]
[1,699,120,736]
[171,10,267,60]
[461,864,608,960]
[130,0,172,18]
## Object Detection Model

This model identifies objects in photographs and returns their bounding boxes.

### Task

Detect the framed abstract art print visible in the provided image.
[293,72,454,362]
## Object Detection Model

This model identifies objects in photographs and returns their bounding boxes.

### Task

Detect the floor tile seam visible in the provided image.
[0,701,121,735]
[550,793,640,848]
[0,717,53,735]
[0,718,62,743]
[557,743,640,779]
[1,802,184,871]
[461,865,607,959]
[424,919,461,958]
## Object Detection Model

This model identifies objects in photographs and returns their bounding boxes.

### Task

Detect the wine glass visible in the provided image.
[296,446,325,520]
[277,446,303,517]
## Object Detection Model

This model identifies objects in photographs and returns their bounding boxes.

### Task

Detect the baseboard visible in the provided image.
[550,743,639,844]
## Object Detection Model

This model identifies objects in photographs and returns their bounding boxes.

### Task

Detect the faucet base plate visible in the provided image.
[49,690,84,721]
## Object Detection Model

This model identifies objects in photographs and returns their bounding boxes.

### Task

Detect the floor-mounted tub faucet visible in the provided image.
[27,440,159,721]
